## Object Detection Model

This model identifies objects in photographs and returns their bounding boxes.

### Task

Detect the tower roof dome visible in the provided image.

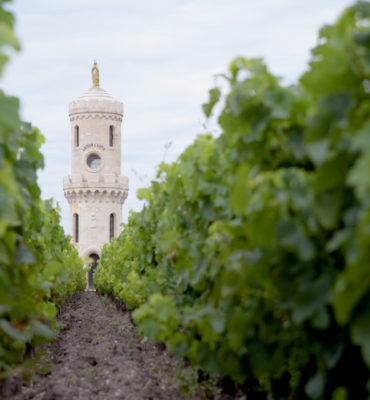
[77,87,115,101]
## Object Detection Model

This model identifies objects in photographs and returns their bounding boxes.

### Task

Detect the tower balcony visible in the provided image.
[63,174,128,191]
[63,174,129,205]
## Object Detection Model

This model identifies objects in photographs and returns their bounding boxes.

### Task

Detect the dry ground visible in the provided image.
[9,292,201,400]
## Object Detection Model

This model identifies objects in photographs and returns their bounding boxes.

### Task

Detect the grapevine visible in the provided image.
[95,2,370,398]
[0,1,84,375]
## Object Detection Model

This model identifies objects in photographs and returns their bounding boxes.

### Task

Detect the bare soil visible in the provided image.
[9,292,202,400]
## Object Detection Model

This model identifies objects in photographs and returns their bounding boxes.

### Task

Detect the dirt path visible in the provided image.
[12,292,200,400]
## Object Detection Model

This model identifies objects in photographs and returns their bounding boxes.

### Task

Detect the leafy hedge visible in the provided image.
[0,1,84,374]
[95,2,370,398]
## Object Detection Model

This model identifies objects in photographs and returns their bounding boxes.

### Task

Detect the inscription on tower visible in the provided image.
[83,143,106,152]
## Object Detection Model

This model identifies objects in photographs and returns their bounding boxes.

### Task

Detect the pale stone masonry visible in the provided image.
[63,62,128,287]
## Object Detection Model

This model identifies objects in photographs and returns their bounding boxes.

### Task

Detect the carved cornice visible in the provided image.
[64,188,128,204]
[69,113,122,122]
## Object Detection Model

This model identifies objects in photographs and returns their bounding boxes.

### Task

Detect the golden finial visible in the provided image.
[92,60,99,88]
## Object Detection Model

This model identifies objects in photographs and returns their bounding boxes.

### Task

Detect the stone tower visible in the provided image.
[63,61,128,287]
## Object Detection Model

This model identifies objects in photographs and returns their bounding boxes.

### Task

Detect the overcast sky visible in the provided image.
[2,0,354,233]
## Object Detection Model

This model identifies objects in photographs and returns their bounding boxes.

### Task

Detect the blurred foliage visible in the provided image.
[95,2,370,399]
[0,0,84,374]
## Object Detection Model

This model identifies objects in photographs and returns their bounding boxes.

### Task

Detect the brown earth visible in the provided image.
[7,292,205,400]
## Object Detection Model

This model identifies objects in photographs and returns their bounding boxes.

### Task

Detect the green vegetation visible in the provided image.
[95,2,370,398]
[0,1,84,374]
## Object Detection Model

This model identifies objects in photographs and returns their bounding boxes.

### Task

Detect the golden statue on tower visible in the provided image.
[92,60,99,88]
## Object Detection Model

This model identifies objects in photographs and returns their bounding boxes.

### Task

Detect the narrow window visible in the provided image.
[75,125,79,147]
[74,213,79,243]
[109,125,114,147]
[109,213,114,239]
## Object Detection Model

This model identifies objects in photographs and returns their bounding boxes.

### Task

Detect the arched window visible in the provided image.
[74,213,79,243]
[109,125,114,147]
[109,213,114,240]
[75,125,79,147]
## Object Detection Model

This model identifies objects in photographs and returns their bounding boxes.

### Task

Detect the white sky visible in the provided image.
[2,0,354,233]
